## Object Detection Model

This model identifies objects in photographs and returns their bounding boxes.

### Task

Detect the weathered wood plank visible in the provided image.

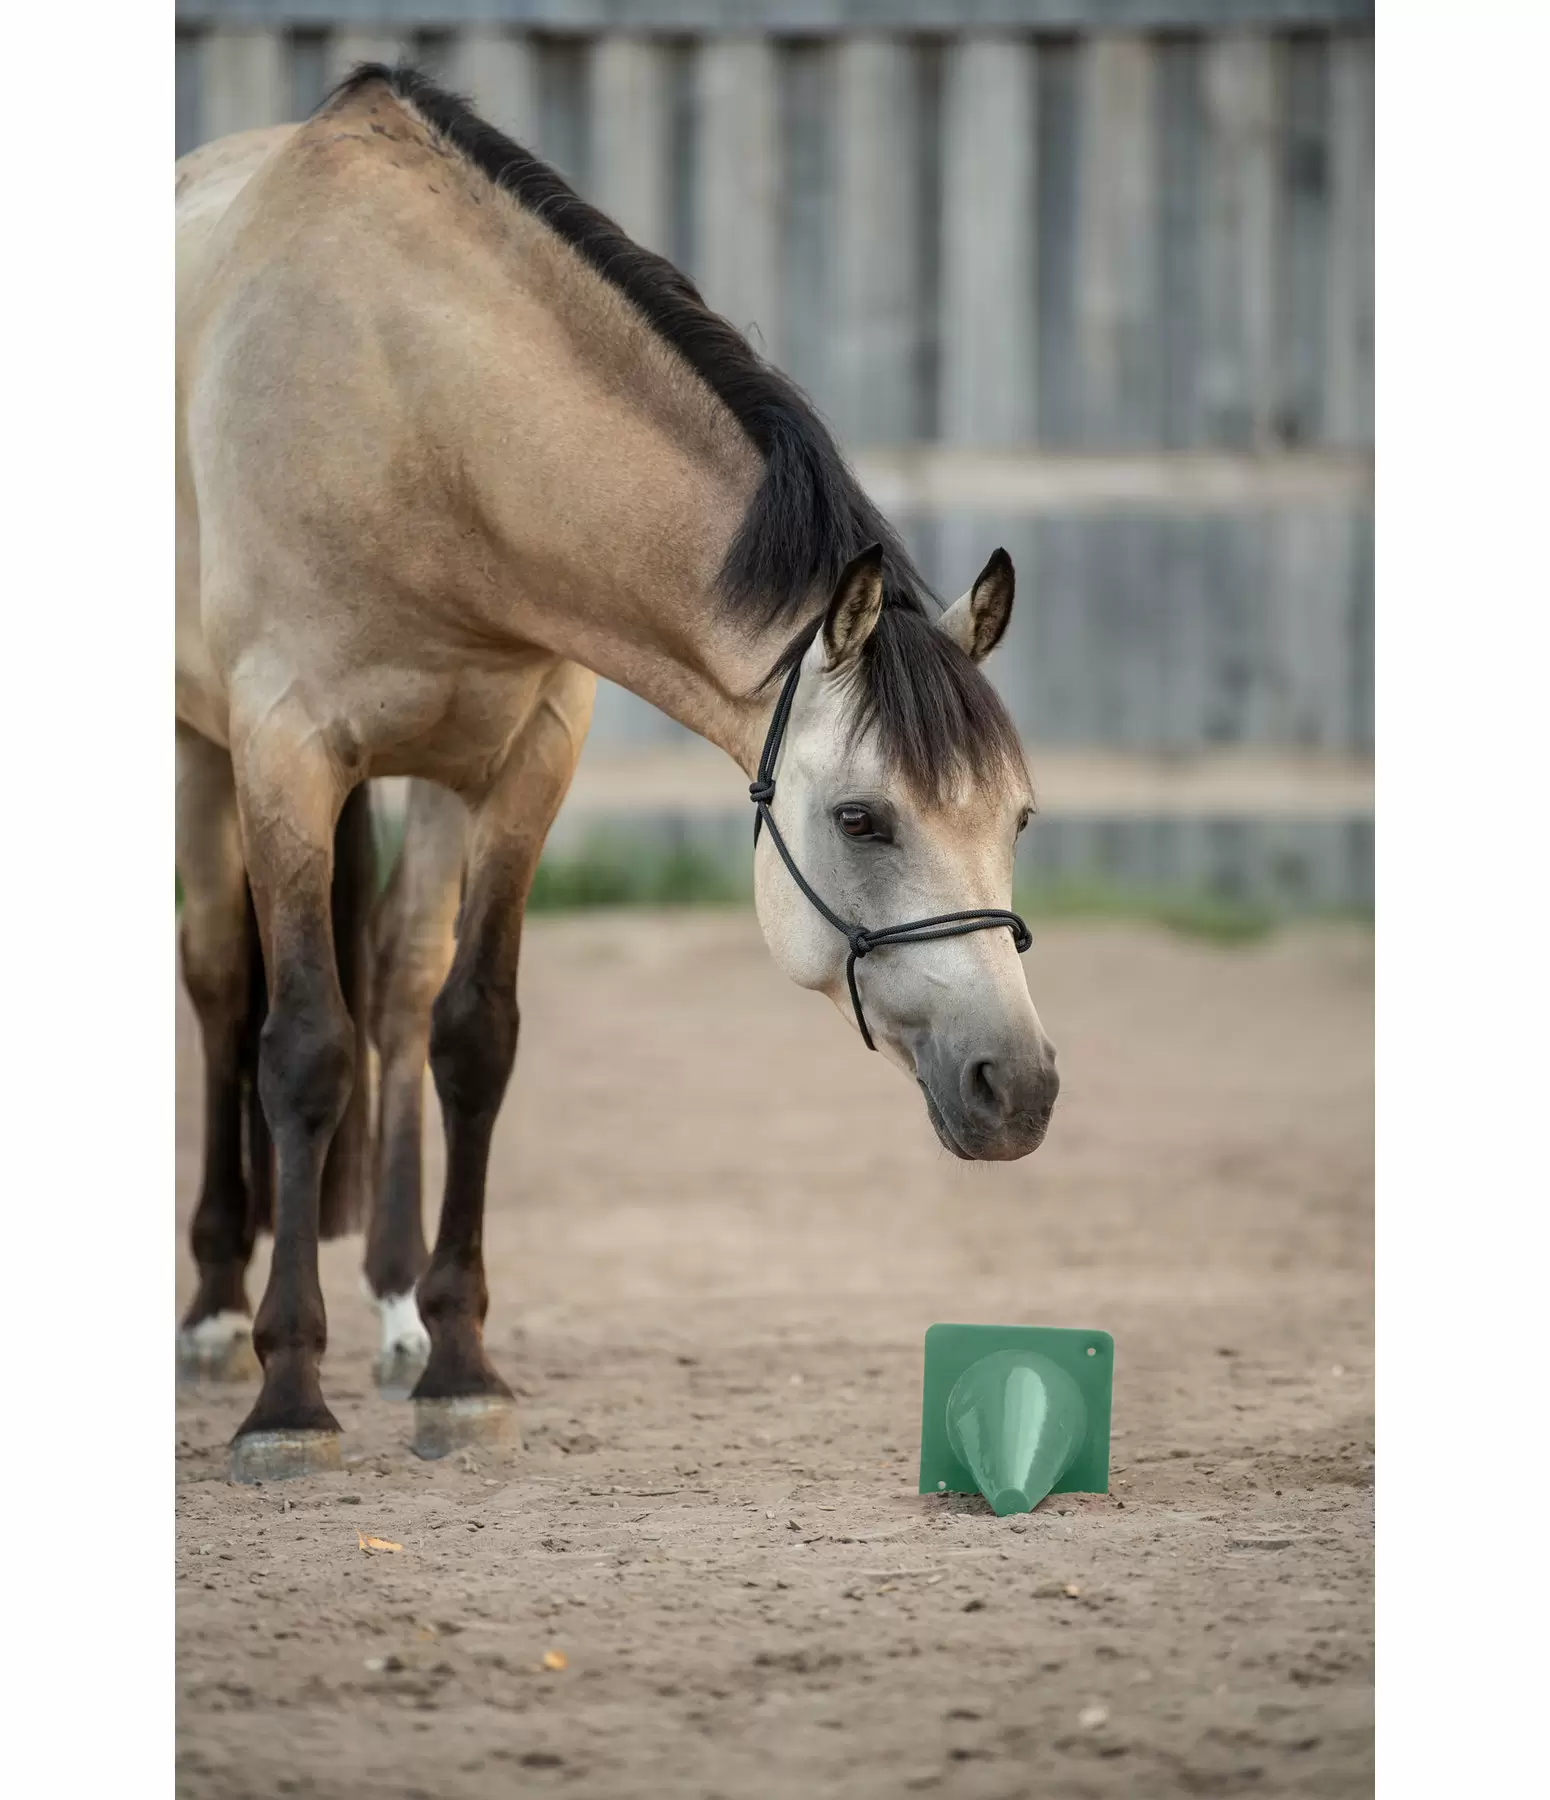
[830,37,924,444]
[1265,508,1353,748]
[289,31,332,120]
[536,35,591,187]
[1325,32,1373,447]
[176,32,204,156]
[1198,34,1279,447]
[448,29,540,143]
[590,37,672,250]
[1075,36,1159,447]
[1276,33,1330,445]
[780,39,834,410]
[939,36,1038,444]
[203,28,287,138]
[1035,37,1080,447]
[695,38,783,365]
[1155,35,1203,448]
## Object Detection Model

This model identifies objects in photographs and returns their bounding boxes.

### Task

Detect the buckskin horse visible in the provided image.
[175,65,1059,1481]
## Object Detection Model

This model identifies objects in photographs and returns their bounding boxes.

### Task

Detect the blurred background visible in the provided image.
[175,0,1373,932]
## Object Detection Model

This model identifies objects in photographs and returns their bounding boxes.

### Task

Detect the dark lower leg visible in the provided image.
[412,956,521,1402]
[238,944,355,1437]
[183,1020,257,1327]
[366,1049,430,1300]
[320,784,375,1238]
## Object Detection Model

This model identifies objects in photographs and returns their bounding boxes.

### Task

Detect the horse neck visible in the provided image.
[459,365,796,775]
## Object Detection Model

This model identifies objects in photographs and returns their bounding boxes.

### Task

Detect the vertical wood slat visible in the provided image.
[448,30,539,144]
[176,32,204,157]
[1075,37,1158,448]
[695,39,783,366]
[939,37,1039,446]
[1155,36,1203,449]
[780,41,833,409]
[1277,35,1330,445]
[537,38,591,187]
[1034,40,1080,447]
[831,37,923,445]
[290,32,332,121]
[590,37,671,252]
[1198,35,1279,448]
[1325,33,1373,447]
[1266,508,1353,748]
[587,35,684,749]
[203,29,287,139]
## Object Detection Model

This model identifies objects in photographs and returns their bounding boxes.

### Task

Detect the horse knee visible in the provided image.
[259,985,355,1144]
[429,976,518,1119]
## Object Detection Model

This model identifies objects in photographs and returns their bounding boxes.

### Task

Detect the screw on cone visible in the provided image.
[944,1348,1089,1516]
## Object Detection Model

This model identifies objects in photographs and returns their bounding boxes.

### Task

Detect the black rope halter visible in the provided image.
[750,657,1033,1052]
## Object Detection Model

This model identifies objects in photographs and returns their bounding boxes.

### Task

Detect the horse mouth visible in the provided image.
[918,1081,974,1161]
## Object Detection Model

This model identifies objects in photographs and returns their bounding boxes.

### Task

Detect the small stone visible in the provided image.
[339,1495,362,1506]
[962,1598,986,1613]
[1078,1703,1110,1730]
[1063,1583,1083,1599]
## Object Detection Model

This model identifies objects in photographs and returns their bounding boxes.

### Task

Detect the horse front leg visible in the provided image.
[410,665,593,1459]
[364,778,467,1397]
[227,707,358,1482]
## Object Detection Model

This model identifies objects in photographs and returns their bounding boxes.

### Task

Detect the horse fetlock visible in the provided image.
[176,1309,259,1383]
[411,1315,512,1403]
[237,1345,340,1440]
[366,1287,432,1397]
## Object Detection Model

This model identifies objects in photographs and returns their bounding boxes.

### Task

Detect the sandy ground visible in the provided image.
[176,914,1373,1800]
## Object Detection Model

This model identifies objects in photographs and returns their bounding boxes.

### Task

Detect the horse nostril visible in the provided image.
[969,1059,1004,1117]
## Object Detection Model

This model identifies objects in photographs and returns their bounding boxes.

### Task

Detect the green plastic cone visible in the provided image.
[944,1347,1089,1517]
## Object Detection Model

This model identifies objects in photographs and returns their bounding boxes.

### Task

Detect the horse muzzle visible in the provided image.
[916,1039,1059,1162]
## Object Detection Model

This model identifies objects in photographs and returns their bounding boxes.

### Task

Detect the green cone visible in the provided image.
[918,1325,1112,1512]
[944,1348,1089,1516]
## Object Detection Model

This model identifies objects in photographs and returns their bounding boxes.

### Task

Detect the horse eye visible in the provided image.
[1016,808,1032,836]
[837,805,875,839]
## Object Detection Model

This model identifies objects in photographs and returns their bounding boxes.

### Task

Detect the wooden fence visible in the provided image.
[175,1,1374,907]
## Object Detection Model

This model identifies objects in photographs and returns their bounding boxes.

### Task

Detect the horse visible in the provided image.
[175,64,1060,1482]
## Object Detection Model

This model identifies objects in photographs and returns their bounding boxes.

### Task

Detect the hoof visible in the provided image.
[177,1312,259,1385]
[370,1291,432,1401]
[230,1428,342,1484]
[412,1395,518,1461]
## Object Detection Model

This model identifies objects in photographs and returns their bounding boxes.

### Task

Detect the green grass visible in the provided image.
[183,827,1370,944]
[527,839,744,911]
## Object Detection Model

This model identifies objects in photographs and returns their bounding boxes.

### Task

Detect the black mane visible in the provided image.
[325,64,1025,800]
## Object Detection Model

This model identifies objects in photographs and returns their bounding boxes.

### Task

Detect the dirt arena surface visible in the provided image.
[176,913,1373,1800]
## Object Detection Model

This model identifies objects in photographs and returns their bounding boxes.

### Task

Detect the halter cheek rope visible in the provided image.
[750,659,1032,1052]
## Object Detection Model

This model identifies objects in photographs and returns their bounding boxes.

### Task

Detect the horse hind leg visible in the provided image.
[176,727,261,1383]
[319,783,375,1239]
[364,779,466,1397]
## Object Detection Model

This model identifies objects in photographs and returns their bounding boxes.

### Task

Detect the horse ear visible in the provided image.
[938,548,1015,663]
[822,544,887,670]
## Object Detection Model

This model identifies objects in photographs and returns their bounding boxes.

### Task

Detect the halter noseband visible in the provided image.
[750,657,1033,1052]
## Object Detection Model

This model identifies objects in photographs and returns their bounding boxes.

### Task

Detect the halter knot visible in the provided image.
[1012,921,1034,954]
[748,778,776,805]
[848,929,874,960]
